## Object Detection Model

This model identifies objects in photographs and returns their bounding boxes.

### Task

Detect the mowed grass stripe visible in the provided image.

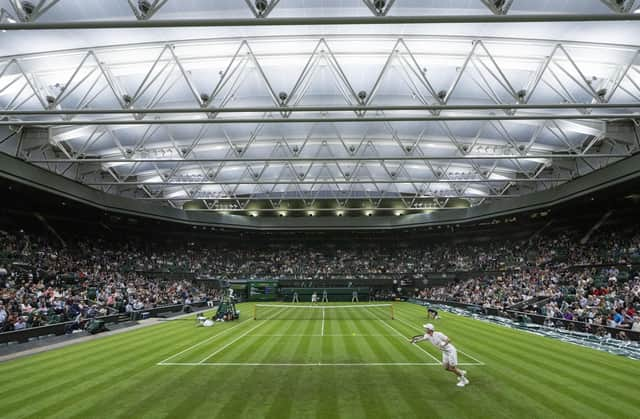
[199,317,313,418]
[328,318,372,419]
[388,317,450,362]
[357,318,422,363]
[3,302,640,419]
[1,310,252,417]
[393,315,479,364]
[381,317,443,362]
[106,316,266,419]
[399,303,635,372]
[390,306,624,416]
[79,359,200,418]
[359,306,425,363]
[435,313,637,416]
[0,321,195,403]
[397,304,639,385]
[158,317,253,364]
[169,319,261,363]
[395,304,636,417]
[262,318,319,418]
[354,319,455,418]
[357,319,402,363]
[113,315,292,418]
[313,320,341,419]
[3,328,182,418]
[0,317,190,376]
[17,329,201,419]
[97,317,256,418]
[0,311,235,385]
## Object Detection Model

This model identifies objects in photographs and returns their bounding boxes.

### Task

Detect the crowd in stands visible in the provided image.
[0,229,223,332]
[1,220,640,335]
[418,227,640,335]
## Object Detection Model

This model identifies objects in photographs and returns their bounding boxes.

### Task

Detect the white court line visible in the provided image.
[457,350,485,365]
[360,305,442,364]
[394,316,485,366]
[198,322,263,364]
[161,362,437,366]
[158,362,483,367]
[156,320,249,365]
[246,334,397,337]
[378,319,442,363]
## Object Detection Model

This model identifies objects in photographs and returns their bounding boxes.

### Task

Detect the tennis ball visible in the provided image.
[352,332,356,336]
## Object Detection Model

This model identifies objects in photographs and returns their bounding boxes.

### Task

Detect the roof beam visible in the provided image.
[28,154,630,163]
[481,0,515,16]
[362,0,396,16]
[2,14,640,31]
[2,103,639,116]
[600,0,639,14]
[3,115,637,127]
[139,195,508,202]
[246,0,281,18]
[85,178,569,186]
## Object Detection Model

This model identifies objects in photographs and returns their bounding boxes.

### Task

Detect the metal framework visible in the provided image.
[2,14,640,31]
[0,1,639,26]
[0,1,639,216]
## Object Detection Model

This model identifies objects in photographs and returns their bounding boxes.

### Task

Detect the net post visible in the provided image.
[391,304,394,320]
[253,305,257,320]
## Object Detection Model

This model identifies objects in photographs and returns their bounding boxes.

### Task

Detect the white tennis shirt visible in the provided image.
[423,331,453,352]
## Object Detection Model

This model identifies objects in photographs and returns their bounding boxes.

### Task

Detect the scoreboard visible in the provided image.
[248,281,279,301]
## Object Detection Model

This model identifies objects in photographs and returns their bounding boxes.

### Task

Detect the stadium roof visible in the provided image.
[0,0,639,219]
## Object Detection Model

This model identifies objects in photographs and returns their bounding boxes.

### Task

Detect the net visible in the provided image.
[253,304,394,320]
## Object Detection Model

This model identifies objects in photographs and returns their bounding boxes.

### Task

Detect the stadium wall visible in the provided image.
[1,151,640,230]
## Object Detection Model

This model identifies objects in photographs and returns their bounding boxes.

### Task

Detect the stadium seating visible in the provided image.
[1,220,638,336]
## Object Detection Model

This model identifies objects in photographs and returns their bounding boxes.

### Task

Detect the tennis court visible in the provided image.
[3,302,638,419]
[158,303,483,366]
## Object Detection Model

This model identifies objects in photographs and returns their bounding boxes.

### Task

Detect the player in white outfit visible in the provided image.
[411,323,469,387]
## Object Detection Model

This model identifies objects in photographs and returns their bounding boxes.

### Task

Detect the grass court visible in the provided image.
[0,302,638,419]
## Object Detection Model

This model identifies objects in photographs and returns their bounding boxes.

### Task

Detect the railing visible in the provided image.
[507,309,640,341]
[0,302,209,345]
[413,298,640,341]
[129,301,208,319]
[0,314,121,344]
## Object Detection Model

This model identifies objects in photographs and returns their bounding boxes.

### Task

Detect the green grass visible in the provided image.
[1,302,638,419]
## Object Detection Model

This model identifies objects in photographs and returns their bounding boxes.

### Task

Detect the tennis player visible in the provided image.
[411,323,469,387]
[427,307,440,320]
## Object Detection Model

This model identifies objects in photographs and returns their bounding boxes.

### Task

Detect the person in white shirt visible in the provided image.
[411,323,469,387]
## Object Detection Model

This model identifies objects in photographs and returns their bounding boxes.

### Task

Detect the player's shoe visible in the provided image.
[456,380,466,387]
[461,376,469,385]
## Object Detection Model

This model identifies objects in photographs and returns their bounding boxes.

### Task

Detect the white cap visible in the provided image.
[423,323,434,331]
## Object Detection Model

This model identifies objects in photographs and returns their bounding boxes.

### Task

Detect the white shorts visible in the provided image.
[442,346,458,367]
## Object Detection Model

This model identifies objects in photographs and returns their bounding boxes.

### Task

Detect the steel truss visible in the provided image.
[2,34,639,212]
[0,1,638,26]
[2,14,640,31]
